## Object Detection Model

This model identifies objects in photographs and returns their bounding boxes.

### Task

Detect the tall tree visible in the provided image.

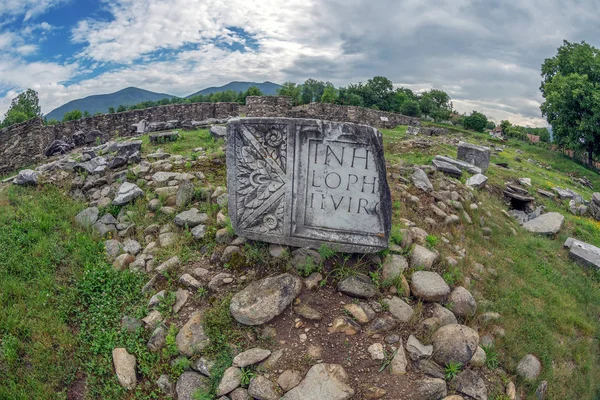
[540,40,600,165]
[277,82,302,105]
[1,89,42,128]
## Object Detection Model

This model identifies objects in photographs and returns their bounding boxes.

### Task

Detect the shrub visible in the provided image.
[62,109,82,122]
[400,100,421,116]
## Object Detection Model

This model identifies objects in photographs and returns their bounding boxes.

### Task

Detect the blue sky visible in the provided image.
[1,0,599,126]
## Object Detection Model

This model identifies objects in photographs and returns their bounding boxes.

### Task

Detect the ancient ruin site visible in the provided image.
[0,2,599,400]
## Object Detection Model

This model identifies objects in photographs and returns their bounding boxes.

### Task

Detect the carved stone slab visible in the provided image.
[226,118,392,253]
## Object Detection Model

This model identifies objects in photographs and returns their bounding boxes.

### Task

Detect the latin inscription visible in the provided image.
[304,140,381,233]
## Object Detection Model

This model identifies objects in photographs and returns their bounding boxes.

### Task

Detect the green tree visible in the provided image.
[320,84,338,104]
[463,111,488,132]
[83,111,90,118]
[541,40,600,164]
[419,89,452,121]
[400,100,421,116]
[108,107,115,114]
[486,121,496,130]
[116,105,127,112]
[62,109,82,122]
[500,120,511,135]
[1,89,42,128]
[277,82,302,105]
[301,79,326,104]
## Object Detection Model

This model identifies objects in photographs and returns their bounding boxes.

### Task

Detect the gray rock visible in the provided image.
[434,155,482,174]
[230,387,251,400]
[406,334,433,361]
[416,359,445,379]
[148,290,166,308]
[384,296,414,323]
[432,324,479,365]
[173,288,189,313]
[210,125,227,140]
[156,374,173,396]
[516,354,542,382]
[432,159,462,177]
[277,369,303,392]
[247,375,279,400]
[535,381,548,399]
[447,286,477,318]
[382,254,408,282]
[470,346,486,367]
[232,348,271,367]
[430,303,457,326]
[174,208,209,228]
[412,168,433,192]
[226,118,392,253]
[216,366,242,396]
[105,239,123,260]
[230,273,303,325]
[343,302,375,324]
[291,248,322,269]
[159,232,177,247]
[147,325,168,352]
[75,207,99,228]
[414,377,447,400]
[390,341,408,376]
[522,212,564,235]
[410,271,450,302]
[176,371,210,400]
[113,182,144,206]
[191,224,207,240]
[337,273,377,298]
[451,370,487,400]
[410,244,439,269]
[281,363,354,400]
[457,142,491,172]
[123,239,141,255]
[567,238,600,271]
[295,303,322,320]
[192,357,215,377]
[176,311,210,356]
[13,169,38,185]
[466,174,488,188]
[269,243,288,258]
[176,180,195,208]
[112,348,137,389]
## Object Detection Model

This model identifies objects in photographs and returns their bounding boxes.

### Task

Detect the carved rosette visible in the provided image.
[233,123,288,234]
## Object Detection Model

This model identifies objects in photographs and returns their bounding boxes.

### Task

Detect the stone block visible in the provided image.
[457,142,491,173]
[226,118,392,253]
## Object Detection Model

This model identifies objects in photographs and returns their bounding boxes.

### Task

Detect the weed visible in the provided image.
[444,361,463,380]
[296,256,321,278]
[202,294,243,357]
[162,324,179,359]
[378,348,398,373]
[192,389,213,400]
[443,266,463,286]
[390,224,403,246]
[483,345,499,369]
[318,243,337,260]
[369,270,382,288]
[126,170,136,181]
[157,291,177,317]
[196,286,208,299]
[171,356,192,378]
[425,234,439,248]
[240,367,256,387]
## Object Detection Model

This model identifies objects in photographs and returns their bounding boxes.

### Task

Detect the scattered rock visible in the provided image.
[176,311,210,356]
[343,302,375,324]
[412,168,433,192]
[432,324,479,365]
[216,366,242,396]
[248,375,279,400]
[176,371,210,400]
[368,343,385,360]
[328,316,361,335]
[522,212,564,235]
[451,369,487,400]
[406,334,433,361]
[390,339,408,375]
[113,182,144,205]
[410,271,450,302]
[447,286,477,318]
[174,208,209,227]
[410,244,439,269]
[281,364,354,400]
[232,348,271,367]
[230,273,303,325]
[337,273,377,298]
[13,169,38,185]
[277,370,303,392]
[516,354,542,382]
[384,296,414,323]
[295,303,322,320]
[112,348,137,389]
[414,377,448,400]
[75,207,99,228]
[382,255,408,282]
[176,180,195,207]
[466,174,488,189]
[470,346,486,367]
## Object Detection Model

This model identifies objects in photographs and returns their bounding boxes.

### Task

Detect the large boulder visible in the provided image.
[281,364,354,400]
[432,324,479,365]
[410,271,450,302]
[230,273,303,325]
[457,142,491,173]
[522,212,564,235]
[75,207,99,228]
[451,369,487,400]
[13,169,38,186]
[516,354,542,382]
[447,286,477,318]
[112,182,144,206]
[410,244,438,269]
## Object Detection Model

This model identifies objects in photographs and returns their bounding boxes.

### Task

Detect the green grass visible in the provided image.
[382,125,600,399]
[139,128,224,158]
[0,185,164,399]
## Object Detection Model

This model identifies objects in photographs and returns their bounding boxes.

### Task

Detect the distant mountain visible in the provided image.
[45,87,176,121]
[186,81,281,98]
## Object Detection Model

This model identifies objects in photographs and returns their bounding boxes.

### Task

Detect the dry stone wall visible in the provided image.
[0,96,419,174]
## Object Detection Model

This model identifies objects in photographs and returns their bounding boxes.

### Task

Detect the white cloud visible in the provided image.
[2,0,600,127]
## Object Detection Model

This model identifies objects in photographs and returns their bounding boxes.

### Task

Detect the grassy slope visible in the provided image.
[0,125,598,399]
[382,124,600,399]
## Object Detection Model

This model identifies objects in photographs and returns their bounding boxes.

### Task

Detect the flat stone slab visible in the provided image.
[466,173,487,188]
[432,159,462,178]
[226,118,392,253]
[433,155,481,174]
[564,238,600,271]
[149,131,179,144]
[522,212,564,235]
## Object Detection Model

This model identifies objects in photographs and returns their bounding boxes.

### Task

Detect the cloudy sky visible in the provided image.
[0,0,598,126]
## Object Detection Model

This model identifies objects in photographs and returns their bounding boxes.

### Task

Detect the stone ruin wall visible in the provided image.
[0,96,420,174]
